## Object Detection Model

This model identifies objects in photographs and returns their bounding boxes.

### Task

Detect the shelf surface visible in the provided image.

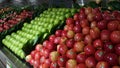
[0,46,32,68]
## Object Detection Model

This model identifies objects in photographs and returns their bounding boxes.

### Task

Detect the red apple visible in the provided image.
[34,51,41,60]
[66,59,77,68]
[66,18,74,25]
[58,44,68,55]
[50,62,59,68]
[73,25,81,33]
[25,55,32,62]
[66,49,77,59]
[76,52,87,63]
[49,51,60,62]
[85,56,97,68]
[82,26,90,35]
[35,44,43,52]
[93,39,103,49]
[74,13,79,21]
[74,33,83,42]
[57,56,67,67]
[49,35,56,42]
[67,30,75,39]
[96,61,109,68]
[55,30,62,37]
[74,41,85,53]
[76,63,87,68]
[66,39,75,48]
[84,45,96,55]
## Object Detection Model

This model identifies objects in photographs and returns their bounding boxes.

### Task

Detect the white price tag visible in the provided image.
[6,61,12,68]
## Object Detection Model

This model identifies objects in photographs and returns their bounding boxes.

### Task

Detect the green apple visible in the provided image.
[52,8,57,11]
[70,8,77,13]
[65,9,70,13]
[41,28,48,33]
[40,14,43,17]
[12,46,16,51]
[26,24,32,29]
[49,19,54,23]
[30,20,35,24]
[23,23,29,27]
[34,17,38,21]
[48,24,54,29]
[18,43,24,48]
[58,8,62,11]
[48,8,52,11]
[2,39,6,45]
[59,16,65,20]
[65,13,72,18]
[51,15,56,18]
[47,14,51,18]
[5,35,11,40]
[43,23,49,28]
[19,37,28,44]
[56,11,61,15]
[14,47,19,54]
[22,27,28,32]
[9,37,14,43]
[60,12,65,15]
[32,25,39,30]
[2,39,10,47]
[43,10,48,14]
[10,45,14,50]
[20,51,25,59]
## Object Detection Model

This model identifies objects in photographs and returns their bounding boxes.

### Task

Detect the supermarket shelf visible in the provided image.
[0,46,32,68]
[0,60,5,68]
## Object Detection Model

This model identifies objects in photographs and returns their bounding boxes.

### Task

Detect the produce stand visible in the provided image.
[0,0,120,68]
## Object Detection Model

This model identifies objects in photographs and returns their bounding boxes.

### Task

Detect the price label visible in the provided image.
[6,61,12,68]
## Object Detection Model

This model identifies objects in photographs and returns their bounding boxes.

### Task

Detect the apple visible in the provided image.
[42,48,50,58]
[82,26,90,35]
[67,30,75,39]
[66,59,77,68]
[66,39,75,48]
[50,62,59,68]
[76,52,87,63]
[49,35,56,42]
[74,13,79,21]
[73,25,82,33]
[80,19,89,28]
[76,63,87,68]
[66,49,77,59]
[74,41,85,53]
[35,44,43,52]
[54,37,61,44]
[57,56,67,67]
[59,36,67,44]
[30,50,37,58]
[96,61,109,68]
[85,56,96,68]
[34,51,41,60]
[66,18,74,25]
[40,56,46,64]
[93,39,103,49]
[25,55,32,62]
[84,45,96,55]
[55,30,62,37]
[74,33,83,42]
[49,51,60,62]
[84,34,93,45]
[58,44,68,55]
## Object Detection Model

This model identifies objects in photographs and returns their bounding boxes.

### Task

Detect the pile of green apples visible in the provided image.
[2,8,78,59]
